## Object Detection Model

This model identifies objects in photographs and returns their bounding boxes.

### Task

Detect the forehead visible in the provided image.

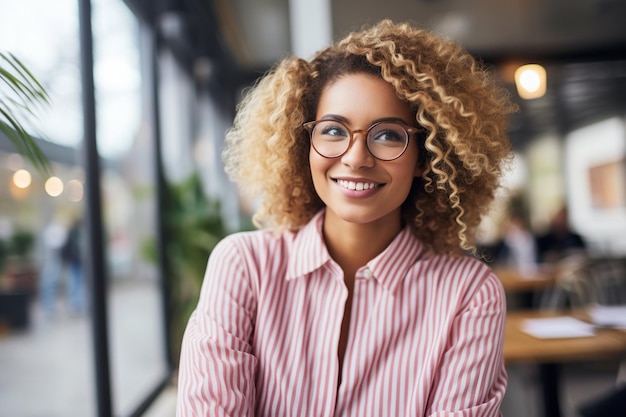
[316,73,413,123]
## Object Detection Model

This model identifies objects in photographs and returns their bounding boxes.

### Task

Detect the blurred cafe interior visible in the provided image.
[0,0,625,416]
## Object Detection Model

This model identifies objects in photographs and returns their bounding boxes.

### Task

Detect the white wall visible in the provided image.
[565,117,626,255]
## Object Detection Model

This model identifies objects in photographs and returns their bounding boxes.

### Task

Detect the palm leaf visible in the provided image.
[0,52,51,175]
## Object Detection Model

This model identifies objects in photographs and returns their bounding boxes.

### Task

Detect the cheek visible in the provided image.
[309,147,329,173]
[309,148,324,184]
[309,149,335,194]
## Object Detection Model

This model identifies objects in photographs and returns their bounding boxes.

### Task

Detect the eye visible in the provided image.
[317,121,349,140]
[369,125,406,144]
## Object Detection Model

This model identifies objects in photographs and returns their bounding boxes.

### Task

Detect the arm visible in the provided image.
[426,272,507,417]
[177,236,258,416]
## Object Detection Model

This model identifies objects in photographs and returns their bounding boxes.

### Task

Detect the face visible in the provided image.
[309,72,422,230]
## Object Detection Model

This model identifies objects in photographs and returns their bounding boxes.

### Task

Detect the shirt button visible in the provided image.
[363,268,373,280]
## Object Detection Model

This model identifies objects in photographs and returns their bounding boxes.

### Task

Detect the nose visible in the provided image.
[340,131,375,169]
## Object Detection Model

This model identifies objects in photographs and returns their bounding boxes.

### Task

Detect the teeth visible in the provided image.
[337,179,377,190]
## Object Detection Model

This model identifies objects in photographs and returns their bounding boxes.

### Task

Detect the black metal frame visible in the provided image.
[78,0,173,415]
[78,1,113,416]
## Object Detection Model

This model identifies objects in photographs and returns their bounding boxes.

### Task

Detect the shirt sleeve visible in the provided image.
[426,271,507,417]
[176,235,258,417]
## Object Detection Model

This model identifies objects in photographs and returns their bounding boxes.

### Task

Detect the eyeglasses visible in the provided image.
[303,118,422,161]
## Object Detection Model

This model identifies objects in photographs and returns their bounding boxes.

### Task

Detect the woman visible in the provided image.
[177,19,516,416]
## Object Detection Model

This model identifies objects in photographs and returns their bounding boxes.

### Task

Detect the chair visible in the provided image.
[539,255,626,310]
[584,257,626,306]
[537,253,589,310]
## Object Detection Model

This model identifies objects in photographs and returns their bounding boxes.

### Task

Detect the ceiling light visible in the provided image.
[514,64,547,99]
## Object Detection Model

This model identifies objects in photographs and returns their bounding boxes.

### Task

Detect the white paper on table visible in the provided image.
[521,316,596,339]
[588,305,626,329]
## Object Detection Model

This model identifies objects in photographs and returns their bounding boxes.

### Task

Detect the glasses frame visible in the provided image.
[303,119,422,161]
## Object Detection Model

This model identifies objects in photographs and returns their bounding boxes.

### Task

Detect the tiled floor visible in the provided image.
[0,279,169,417]
[143,384,177,417]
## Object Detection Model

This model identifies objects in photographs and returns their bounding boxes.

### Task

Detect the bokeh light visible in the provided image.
[12,169,32,189]
[65,179,84,202]
[44,176,64,197]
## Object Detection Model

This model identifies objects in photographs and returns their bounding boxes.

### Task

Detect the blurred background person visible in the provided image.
[536,206,586,263]
[39,216,86,318]
[60,217,86,315]
[38,217,68,318]
[496,210,538,274]
[485,195,538,274]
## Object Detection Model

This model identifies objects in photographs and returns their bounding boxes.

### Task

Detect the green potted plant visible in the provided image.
[2,229,37,294]
[142,173,230,364]
[0,229,37,330]
[0,53,50,330]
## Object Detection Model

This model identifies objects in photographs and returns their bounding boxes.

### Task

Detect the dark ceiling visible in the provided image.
[125,0,626,151]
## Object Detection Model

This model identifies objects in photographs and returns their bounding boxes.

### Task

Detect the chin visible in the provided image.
[325,206,401,228]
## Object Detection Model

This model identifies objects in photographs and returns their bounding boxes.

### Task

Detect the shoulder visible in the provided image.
[209,228,297,274]
[212,212,325,269]
[421,252,492,280]
[213,227,291,255]
[415,252,502,301]
[197,229,295,301]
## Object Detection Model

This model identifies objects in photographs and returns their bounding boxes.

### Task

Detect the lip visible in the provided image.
[332,177,384,198]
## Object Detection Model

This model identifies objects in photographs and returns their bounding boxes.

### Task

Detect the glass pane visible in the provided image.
[0,1,95,416]
[91,0,169,415]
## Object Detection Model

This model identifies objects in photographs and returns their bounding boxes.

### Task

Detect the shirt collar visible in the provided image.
[287,210,432,292]
[365,225,431,294]
[287,210,332,280]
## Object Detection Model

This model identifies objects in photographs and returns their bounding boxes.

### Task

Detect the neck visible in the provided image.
[322,214,402,278]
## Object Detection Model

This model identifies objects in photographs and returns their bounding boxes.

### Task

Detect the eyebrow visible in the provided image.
[319,114,413,126]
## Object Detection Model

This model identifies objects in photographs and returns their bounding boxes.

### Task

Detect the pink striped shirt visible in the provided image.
[177,210,507,416]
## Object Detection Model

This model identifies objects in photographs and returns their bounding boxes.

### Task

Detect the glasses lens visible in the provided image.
[367,122,409,160]
[311,120,350,158]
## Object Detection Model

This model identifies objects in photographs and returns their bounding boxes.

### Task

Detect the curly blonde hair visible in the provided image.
[223,19,517,255]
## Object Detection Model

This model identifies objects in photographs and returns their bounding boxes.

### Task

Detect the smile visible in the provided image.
[336,179,380,191]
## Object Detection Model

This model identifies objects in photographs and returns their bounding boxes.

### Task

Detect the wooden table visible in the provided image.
[504,310,626,417]
[494,266,559,310]
[505,310,626,362]
[494,267,557,294]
